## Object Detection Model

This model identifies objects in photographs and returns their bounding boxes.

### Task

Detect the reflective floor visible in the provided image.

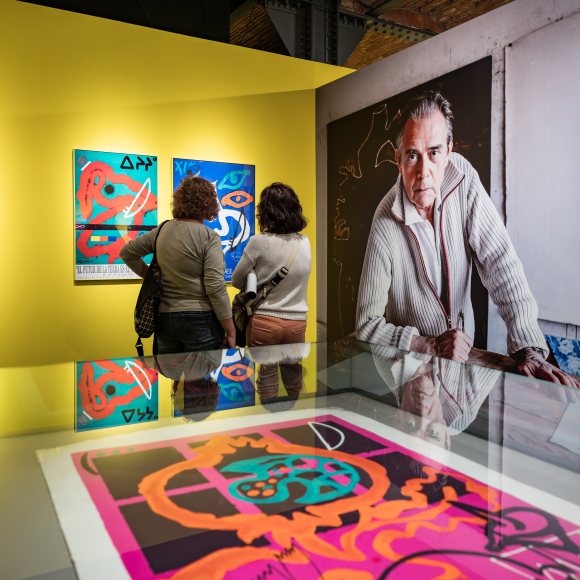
[1,340,579,579]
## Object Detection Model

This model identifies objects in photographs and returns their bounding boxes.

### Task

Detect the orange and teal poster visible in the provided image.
[74,149,158,280]
[75,358,159,432]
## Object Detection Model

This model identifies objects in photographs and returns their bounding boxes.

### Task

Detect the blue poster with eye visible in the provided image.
[173,158,255,282]
[75,358,159,432]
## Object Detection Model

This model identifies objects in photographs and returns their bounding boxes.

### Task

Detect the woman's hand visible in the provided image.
[223,332,236,349]
[219,317,237,349]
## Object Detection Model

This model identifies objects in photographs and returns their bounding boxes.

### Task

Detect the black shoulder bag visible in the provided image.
[134,220,169,356]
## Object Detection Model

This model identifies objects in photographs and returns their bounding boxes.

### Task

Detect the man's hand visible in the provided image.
[435,329,473,362]
[410,330,473,362]
[514,348,578,387]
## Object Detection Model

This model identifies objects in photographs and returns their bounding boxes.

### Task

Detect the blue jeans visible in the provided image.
[156,311,224,354]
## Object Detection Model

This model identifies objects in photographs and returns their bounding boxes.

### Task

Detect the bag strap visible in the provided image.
[270,239,301,286]
[251,238,301,311]
[135,220,170,357]
[151,220,170,264]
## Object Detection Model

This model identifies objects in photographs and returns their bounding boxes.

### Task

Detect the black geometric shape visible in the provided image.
[104,184,115,194]
[122,409,135,423]
[120,155,134,170]
[272,420,386,454]
[93,447,207,500]
[120,487,269,573]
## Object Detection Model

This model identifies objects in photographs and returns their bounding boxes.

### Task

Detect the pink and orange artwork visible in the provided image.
[40,412,580,578]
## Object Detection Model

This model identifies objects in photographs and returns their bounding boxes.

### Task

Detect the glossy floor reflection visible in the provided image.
[1,340,579,579]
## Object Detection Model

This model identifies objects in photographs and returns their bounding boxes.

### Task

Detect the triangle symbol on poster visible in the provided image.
[122,409,135,423]
[120,155,134,170]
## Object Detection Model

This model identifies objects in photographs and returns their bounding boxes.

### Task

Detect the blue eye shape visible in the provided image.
[219,170,251,191]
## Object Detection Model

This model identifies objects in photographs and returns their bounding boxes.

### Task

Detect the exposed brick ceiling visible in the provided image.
[231,0,517,69]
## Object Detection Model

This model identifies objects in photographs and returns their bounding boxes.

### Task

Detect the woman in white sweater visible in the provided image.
[232,183,311,348]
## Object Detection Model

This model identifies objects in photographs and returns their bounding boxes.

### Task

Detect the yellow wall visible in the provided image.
[0,0,352,367]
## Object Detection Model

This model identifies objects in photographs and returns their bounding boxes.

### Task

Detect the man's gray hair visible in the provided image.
[395,91,454,150]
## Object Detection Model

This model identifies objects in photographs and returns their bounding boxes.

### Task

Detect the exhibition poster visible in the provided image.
[74,149,158,281]
[173,158,255,282]
[38,410,580,579]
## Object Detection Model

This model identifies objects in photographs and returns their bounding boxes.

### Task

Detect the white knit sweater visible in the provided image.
[232,233,311,320]
[356,153,548,355]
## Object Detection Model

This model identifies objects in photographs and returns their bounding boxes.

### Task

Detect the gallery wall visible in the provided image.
[0,0,351,367]
[316,0,580,353]
[505,14,580,331]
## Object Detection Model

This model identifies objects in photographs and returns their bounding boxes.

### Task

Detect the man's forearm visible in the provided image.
[410,335,437,355]
[511,346,546,361]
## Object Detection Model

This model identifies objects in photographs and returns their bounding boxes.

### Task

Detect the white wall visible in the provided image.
[506,13,580,328]
[316,0,580,352]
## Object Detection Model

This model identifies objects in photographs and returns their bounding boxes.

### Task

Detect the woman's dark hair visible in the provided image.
[172,175,219,221]
[257,182,307,234]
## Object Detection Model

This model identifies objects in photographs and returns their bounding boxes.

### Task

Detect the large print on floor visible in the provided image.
[74,149,158,281]
[39,411,580,579]
[173,158,255,282]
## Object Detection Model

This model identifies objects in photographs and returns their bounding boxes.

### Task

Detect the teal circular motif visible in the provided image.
[221,454,360,505]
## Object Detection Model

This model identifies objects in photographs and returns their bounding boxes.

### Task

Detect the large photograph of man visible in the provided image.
[355,91,573,386]
[327,58,492,350]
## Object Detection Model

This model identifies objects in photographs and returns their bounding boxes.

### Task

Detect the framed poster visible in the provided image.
[75,358,159,432]
[39,409,580,579]
[74,149,158,281]
[173,158,255,282]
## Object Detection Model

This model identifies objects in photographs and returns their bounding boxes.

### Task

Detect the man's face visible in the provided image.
[396,111,452,210]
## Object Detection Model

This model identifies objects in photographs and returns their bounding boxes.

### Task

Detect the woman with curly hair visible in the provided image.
[121,175,235,353]
[232,182,311,348]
